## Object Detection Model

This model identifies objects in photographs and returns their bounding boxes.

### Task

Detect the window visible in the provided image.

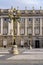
[27,28,32,34]
[3,28,8,35]
[3,18,8,35]
[20,28,25,35]
[34,27,40,35]
[21,18,25,22]
[20,18,25,27]
[35,18,40,21]
[35,18,40,27]
[27,18,33,27]
[4,18,10,22]
[29,18,32,21]
[27,18,32,21]
[20,18,25,35]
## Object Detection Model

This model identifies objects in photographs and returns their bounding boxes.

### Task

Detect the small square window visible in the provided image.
[29,18,32,21]
[36,18,40,21]
[4,18,10,22]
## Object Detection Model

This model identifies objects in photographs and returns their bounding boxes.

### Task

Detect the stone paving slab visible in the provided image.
[7,54,43,60]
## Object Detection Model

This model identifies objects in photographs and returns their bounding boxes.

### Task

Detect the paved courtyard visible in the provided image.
[0,47,43,61]
[0,47,43,65]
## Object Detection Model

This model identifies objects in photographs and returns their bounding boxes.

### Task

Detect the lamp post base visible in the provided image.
[12,45,19,55]
[30,45,32,49]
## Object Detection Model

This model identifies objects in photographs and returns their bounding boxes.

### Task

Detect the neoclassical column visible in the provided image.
[33,17,35,36]
[1,18,3,34]
[25,18,27,35]
[40,18,42,36]
[8,21,10,35]
[17,22,20,36]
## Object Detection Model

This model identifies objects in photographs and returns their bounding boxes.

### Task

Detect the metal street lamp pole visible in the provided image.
[8,7,20,54]
[29,34,32,49]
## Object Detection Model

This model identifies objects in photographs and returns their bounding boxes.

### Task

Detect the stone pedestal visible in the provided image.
[12,45,19,54]
[30,45,32,49]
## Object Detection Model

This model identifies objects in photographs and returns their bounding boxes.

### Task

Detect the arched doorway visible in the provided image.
[35,40,40,48]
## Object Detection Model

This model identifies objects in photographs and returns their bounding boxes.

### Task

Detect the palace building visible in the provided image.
[0,8,43,48]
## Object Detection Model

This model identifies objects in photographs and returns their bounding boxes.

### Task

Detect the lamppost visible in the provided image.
[8,7,20,43]
[8,7,21,54]
[29,34,32,49]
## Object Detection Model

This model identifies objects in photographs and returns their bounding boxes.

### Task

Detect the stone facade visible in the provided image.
[0,8,43,48]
